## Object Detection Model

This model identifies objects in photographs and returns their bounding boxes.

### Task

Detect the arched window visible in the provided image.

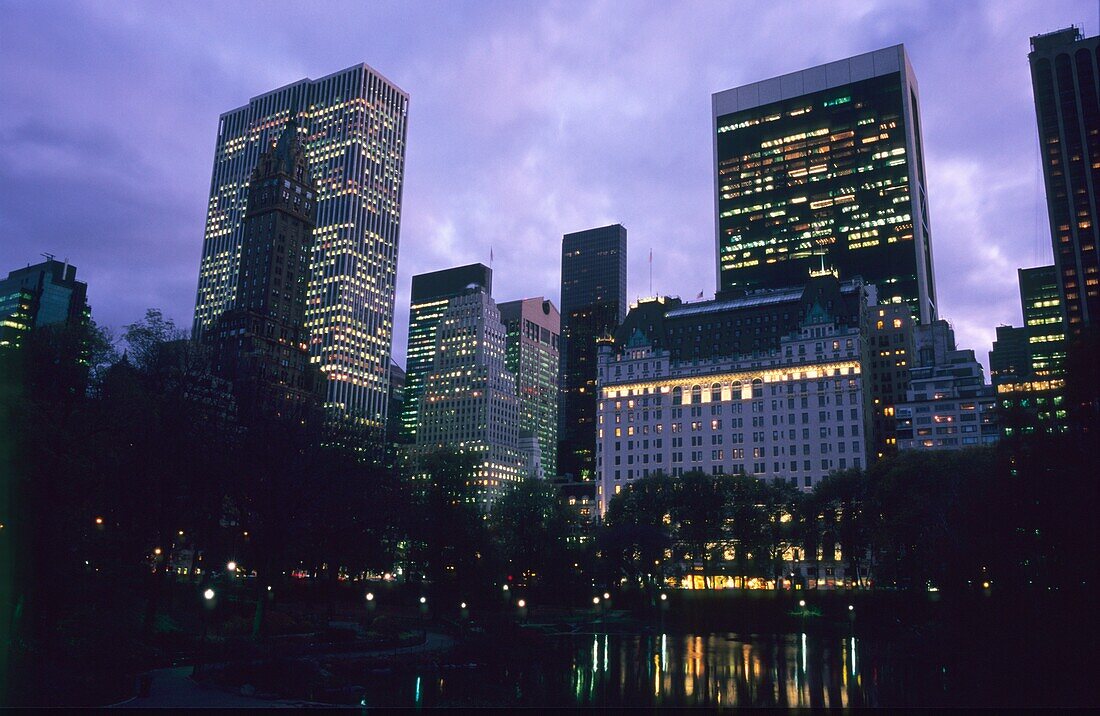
[752,378,763,398]
[731,381,743,399]
[711,382,722,402]
[672,386,682,405]
[691,385,702,404]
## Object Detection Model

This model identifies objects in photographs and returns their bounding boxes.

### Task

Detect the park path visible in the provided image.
[114,631,454,708]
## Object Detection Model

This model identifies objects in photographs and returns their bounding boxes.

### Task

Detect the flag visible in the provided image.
[697,290,704,299]
[490,246,494,264]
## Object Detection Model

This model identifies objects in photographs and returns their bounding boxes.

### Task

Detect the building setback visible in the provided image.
[866,304,916,459]
[192,64,408,431]
[559,224,627,481]
[399,263,493,443]
[498,297,560,476]
[0,258,89,351]
[204,119,321,421]
[712,45,937,323]
[596,294,871,516]
[1029,28,1100,335]
[414,286,526,509]
[895,345,998,451]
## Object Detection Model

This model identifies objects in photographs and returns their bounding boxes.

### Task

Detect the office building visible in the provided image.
[499,297,560,476]
[596,295,870,516]
[192,64,408,430]
[895,347,998,451]
[713,45,937,323]
[204,119,321,420]
[866,304,916,458]
[990,265,1068,437]
[0,258,89,350]
[559,224,627,480]
[414,286,525,508]
[399,264,493,443]
[1029,27,1100,335]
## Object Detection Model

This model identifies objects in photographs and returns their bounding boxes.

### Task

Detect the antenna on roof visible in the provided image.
[41,252,55,262]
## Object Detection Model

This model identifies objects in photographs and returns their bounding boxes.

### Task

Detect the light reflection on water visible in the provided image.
[567,632,867,708]
[353,632,879,708]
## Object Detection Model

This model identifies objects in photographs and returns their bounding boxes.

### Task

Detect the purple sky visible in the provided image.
[1,0,1094,369]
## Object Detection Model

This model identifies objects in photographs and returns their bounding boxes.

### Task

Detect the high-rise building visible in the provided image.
[499,297,560,476]
[712,45,937,323]
[400,264,493,443]
[0,258,89,350]
[559,224,627,480]
[386,360,405,445]
[1029,28,1100,335]
[204,119,320,420]
[866,304,916,459]
[990,265,1068,437]
[192,64,408,431]
[414,286,525,508]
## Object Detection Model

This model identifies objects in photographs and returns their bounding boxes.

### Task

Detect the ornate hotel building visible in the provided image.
[192,64,408,431]
[595,274,873,516]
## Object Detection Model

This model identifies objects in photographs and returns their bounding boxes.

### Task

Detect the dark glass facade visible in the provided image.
[1029,28,1100,335]
[559,224,627,480]
[399,263,492,443]
[0,259,89,352]
[714,47,936,324]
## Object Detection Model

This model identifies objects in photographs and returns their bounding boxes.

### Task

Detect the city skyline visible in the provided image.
[1,1,1096,372]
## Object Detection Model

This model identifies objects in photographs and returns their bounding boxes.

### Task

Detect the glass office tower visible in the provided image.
[559,224,627,480]
[193,64,408,431]
[1029,27,1100,335]
[713,45,936,323]
[399,263,493,443]
[499,297,560,476]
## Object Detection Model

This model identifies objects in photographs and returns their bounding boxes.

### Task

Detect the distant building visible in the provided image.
[552,475,597,525]
[414,286,525,509]
[990,265,1068,437]
[1029,27,1100,335]
[204,119,321,421]
[400,264,493,443]
[385,360,405,452]
[865,304,916,459]
[895,339,998,451]
[193,64,409,431]
[713,45,937,323]
[596,277,874,515]
[499,297,560,476]
[559,224,627,481]
[0,258,89,350]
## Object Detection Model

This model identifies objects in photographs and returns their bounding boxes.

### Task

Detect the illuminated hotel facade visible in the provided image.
[192,64,408,430]
[595,278,873,516]
[712,45,937,324]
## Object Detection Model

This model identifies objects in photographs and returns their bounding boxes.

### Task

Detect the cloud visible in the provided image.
[0,0,1093,374]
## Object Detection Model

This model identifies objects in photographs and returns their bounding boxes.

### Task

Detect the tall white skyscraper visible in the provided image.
[415,286,526,508]
[193,64,408,431]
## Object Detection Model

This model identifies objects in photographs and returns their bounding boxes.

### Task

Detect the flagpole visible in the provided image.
[649,248,653,296]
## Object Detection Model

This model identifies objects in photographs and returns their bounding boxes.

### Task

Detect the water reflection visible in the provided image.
[352,632,878,707]
[567,632,868,708]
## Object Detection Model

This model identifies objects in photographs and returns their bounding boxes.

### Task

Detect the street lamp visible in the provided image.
[419,596,427,605]
[592,596,600,605]
[226,561,237,574]
[660,593,668,601]
[204,588,216,601]
[366,592,375,602]
[517,599,526,608]
[799,599,806,608]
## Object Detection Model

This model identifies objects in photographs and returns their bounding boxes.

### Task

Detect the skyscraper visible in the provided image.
[415,286,525,508]
[1029,27,1100,335]
[399,263,493,443]
[989,265,1068,436]
[193,64,408,431]
[559,224,627,480]
[0,258,89,350]
[499,297,560,476]
[204,118,320,420]
[712,45,937,323]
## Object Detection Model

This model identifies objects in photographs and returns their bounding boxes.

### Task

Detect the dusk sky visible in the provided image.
[1,0,1094,368]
